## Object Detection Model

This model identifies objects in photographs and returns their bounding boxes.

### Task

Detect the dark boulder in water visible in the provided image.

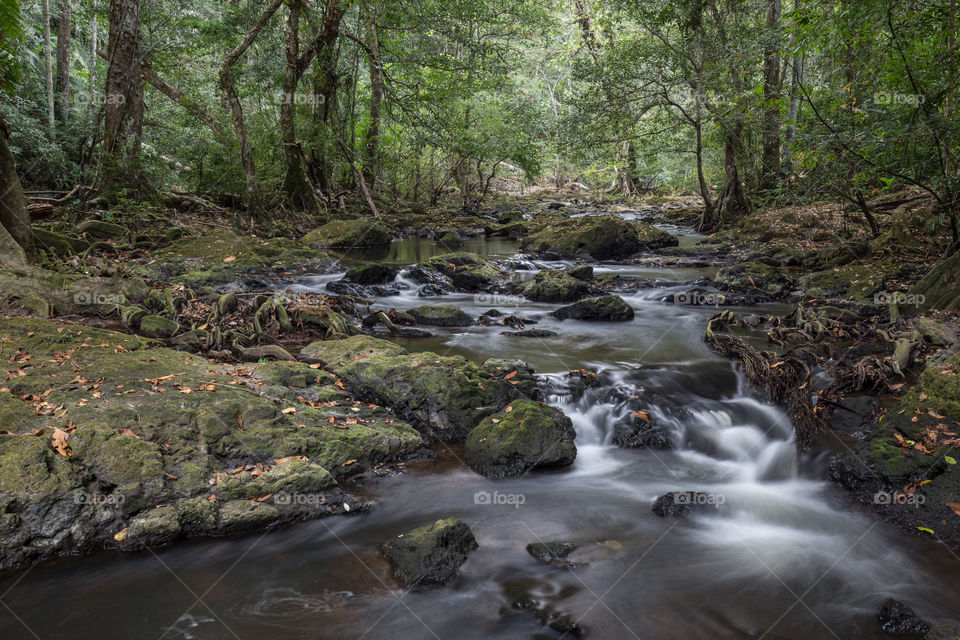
[877,599,930,636]
[380,518,478,590]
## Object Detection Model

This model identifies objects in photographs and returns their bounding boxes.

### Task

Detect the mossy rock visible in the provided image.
[0,265,148,317]
[127,506,181,543]
[77,220,129,240]
[138,315,180,339]
[715,261,793,298]
[217,499,280,532]
[408,304,473,327]
[303,336,526,440]
[299,334,407,367]
[302,219,393,249]
[522,215,642,260]
[912,251,960,311]
[344,263,397,285]
[522,270,594,303]
[465,399,576,479]
[633,223,679,250]
[32,227,90,255]
[553,295,635,321]
[422,253,502,291]
[798,264,887,303]
[0,319,423,567]
[380,518,478,590]
[437,231,463,247]
[138,231,329,288]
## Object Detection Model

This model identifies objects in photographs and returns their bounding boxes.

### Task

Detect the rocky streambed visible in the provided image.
[2,198,959,639]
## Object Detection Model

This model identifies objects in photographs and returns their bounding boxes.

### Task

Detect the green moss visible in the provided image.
[522,270,593,303]
[522,215,642,260]
[299,335,408,368]
[423,253,502,291]
[302,219,392,249]
[139,232,329,287]
[465,399,576,478]
[408,304,473,327]
[633,223,679,249]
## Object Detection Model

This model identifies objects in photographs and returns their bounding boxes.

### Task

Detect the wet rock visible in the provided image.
[302,219,393,249]
[422,252,503,291]
[138,314,180,339]
[714,261,793,298]
[482,358,541,401]
[565,265,594,281]
[501,577,585,637]
[326,279,406,298]
[218,500,281,533]
[344,263,398,285]
[522,270,594,303]
[437,231,463,247]
[613,419,672,449]
[633,222,680,250]
[829,349,960,550]
[522,214,642,260]
[503,329,558,338]
[877,599,930,636]
[553,295,635,321]
[417,284,448,297]
[380,518,478,590]
[0,319,421,568]
[652,491,724,517]
[465,399,577,479]
[300,335,527,440]
[408,304,474,327]
[526,541,577,563]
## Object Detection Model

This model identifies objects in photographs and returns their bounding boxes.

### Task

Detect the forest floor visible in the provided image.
[1,187,959,576]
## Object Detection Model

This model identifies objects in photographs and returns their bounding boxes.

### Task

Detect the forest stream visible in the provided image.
[3,222,960,640]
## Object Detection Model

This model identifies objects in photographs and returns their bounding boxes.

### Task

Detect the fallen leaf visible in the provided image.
[504,370,518,380]
[632,410,649,422]
[223,256,236,263]
[504,406,513,413]
[281,407,297,415]
[947,503,960,518]
[51,428,72,457]
[119,428,139,438]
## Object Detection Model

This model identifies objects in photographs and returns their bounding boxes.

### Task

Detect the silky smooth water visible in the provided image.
[2,236,959,640]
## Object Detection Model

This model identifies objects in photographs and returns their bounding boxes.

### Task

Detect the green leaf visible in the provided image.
[918,527,935,535]
[945,456,957,465]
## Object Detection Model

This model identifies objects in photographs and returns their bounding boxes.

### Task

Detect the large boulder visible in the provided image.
[380,518,478,590]
[465,399,576,479]
[421,252,502,291]
[522,215,642,260]
[522,270,594,303]
[911,251,960,311]
[714,261,793,298]
[302,219,393,249]
[408,304,473,327]
[344,263,398,285]
[0,319,420,568]
[299,335,528,440]
[634,223,680,250]
[553,295,635,321]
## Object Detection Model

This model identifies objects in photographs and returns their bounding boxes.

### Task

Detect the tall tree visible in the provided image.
[101,0,149,195]
[362,0,383,189]
[55,0,72,121]
[42,0,56,137]
[760,0,782,190]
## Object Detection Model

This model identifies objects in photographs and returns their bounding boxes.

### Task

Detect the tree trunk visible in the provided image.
[42,0,56,137]
[55,0,72,121]
[0,120,32,264]
[219,0,285,220]
[310,0,346,193]
[714,124,751,226]
[280,0,322,213]
[363,1,383,189]
[760,0,782,190]
[781,53,804,177]
[87,0,97,123]
[102,0,149,196]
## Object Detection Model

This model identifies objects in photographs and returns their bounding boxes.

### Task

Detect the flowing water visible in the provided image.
[3,233,960,640]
